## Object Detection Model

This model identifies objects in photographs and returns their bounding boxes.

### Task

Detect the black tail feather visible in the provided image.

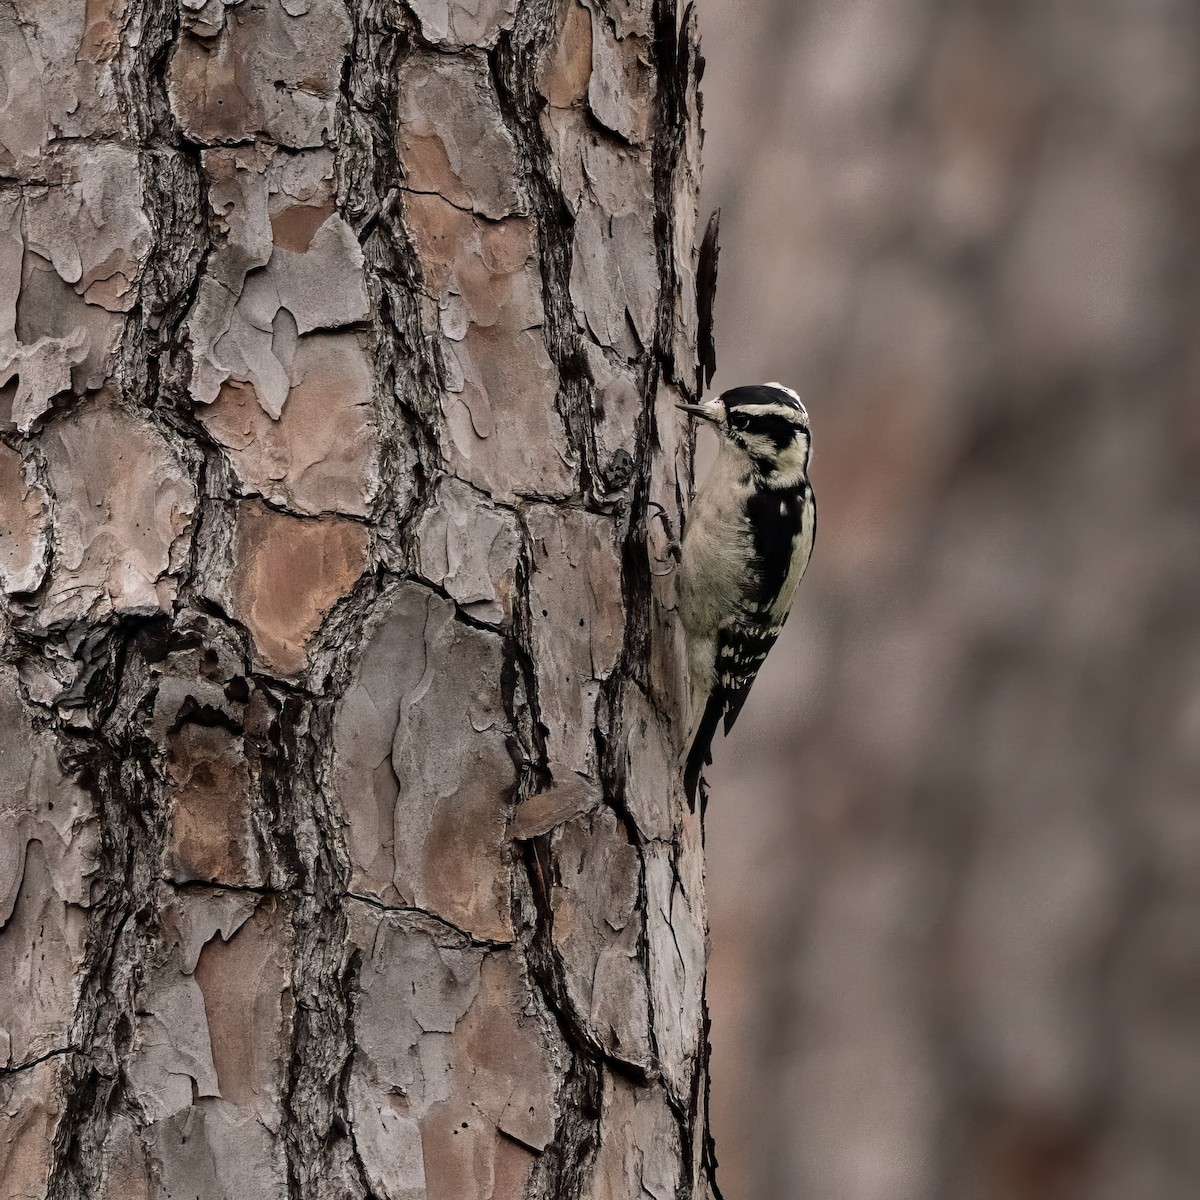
[684,692,724,810]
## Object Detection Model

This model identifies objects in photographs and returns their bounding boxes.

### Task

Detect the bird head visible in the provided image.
[678,382,811,488]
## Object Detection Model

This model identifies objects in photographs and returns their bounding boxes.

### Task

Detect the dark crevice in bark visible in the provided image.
[0,1047,79,1079]
[260,687,367,1200]
[529,1055,606,1199]
[170,877,278,897]
[33,0,220,1190]
[336,945,383,1200]
[344,891,516,949]
[46,649,173,1199]
[248,1,467,1194]
[513,840,607,1199]
[490,0,603,509]
[506,490,607,1194]
[338,0,443,568]
[508,511,552,783]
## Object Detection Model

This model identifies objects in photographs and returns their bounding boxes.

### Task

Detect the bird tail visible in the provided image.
[684,691,723,810]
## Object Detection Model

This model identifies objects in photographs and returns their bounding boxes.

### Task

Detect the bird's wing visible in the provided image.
[718,486,815,734]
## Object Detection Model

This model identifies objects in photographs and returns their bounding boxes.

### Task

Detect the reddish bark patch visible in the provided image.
[169,36,262,145]
[270,203,335,254]
[538,1,592,108]
[228,501,368,676]
[165,724,261,887]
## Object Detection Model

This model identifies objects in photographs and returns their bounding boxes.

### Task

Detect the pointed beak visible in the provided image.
[676,401,720,424]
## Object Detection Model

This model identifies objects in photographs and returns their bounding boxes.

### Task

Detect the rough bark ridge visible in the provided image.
[0,0,715,1196]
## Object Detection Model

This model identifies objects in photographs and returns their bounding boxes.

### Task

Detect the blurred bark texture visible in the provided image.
[695,2,1200,1199]
[0,0,715,1196]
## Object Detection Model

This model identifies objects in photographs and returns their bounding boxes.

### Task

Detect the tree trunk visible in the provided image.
[0,1,715,1196]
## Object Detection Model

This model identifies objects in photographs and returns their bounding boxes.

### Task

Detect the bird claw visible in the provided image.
[646,502,682,574]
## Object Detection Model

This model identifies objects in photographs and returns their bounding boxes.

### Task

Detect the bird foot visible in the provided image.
[646,502,682,575]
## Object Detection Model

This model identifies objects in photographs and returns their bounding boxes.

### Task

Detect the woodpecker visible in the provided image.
[677,383,816,806]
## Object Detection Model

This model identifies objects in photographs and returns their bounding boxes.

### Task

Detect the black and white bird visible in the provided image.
[676,383,816,806]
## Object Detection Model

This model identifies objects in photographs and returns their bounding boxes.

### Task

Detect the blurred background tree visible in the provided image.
[695,1,1200,1198]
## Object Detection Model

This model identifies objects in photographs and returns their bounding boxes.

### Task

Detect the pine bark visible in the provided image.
[0,1,715,1196]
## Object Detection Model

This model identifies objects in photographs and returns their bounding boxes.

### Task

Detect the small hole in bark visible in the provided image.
[541,609,548,617]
